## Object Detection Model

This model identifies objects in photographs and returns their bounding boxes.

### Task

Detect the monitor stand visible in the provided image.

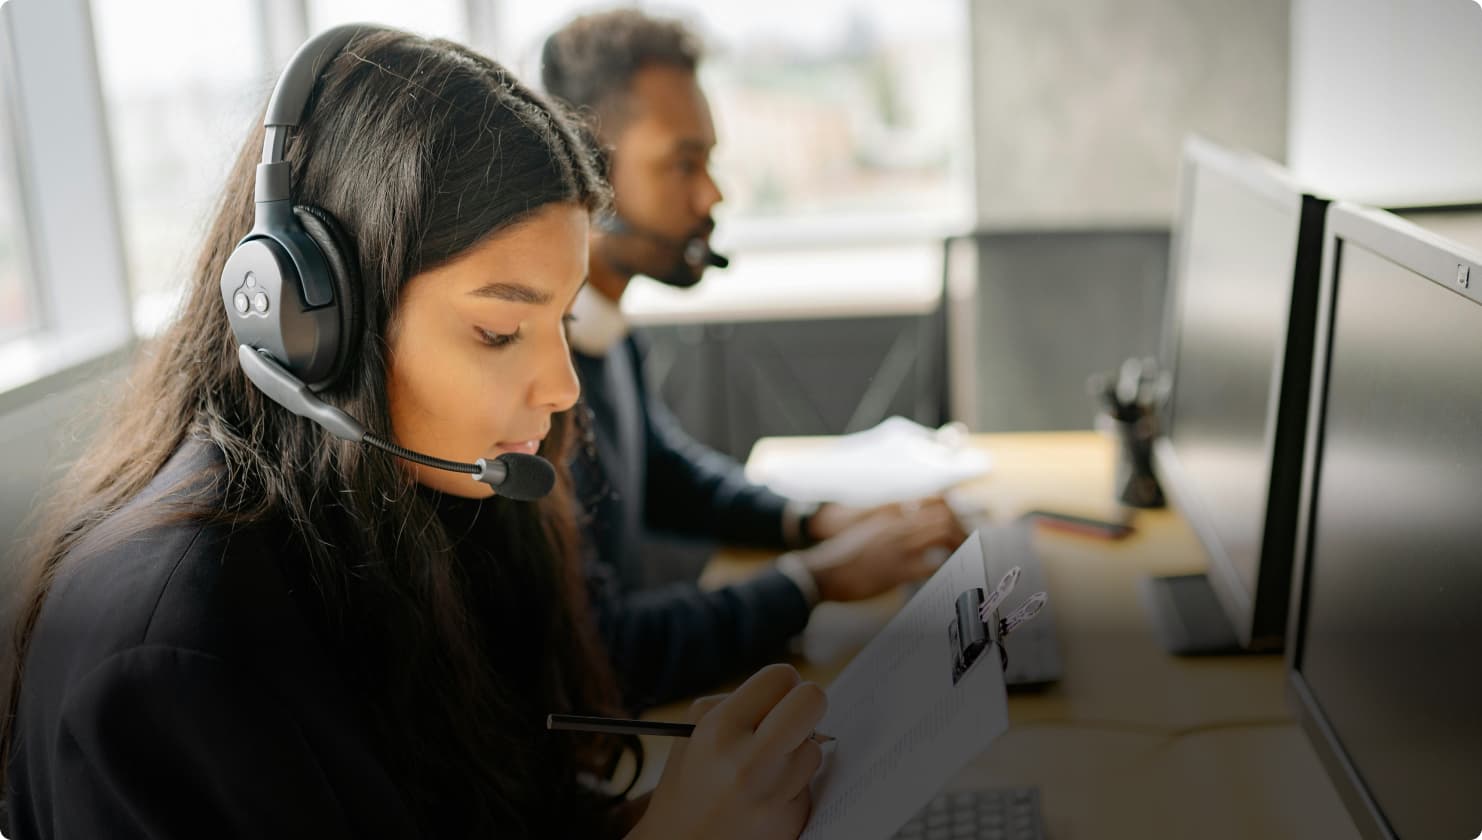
[1139,573,1245,655]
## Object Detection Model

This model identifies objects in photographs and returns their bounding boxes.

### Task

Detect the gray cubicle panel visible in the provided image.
[638,311,946,462]
[0,353,133,564]
[970,229,1171,432]
[0,349,133,711]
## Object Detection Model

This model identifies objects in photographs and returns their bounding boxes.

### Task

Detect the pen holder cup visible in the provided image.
[1110,413,1165,509]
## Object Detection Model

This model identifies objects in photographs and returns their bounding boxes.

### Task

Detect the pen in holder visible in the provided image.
[1088,357,1168,510]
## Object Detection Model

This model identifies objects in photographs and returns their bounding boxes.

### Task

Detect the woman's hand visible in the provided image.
[608,792,650,837]
[627,664,827,840]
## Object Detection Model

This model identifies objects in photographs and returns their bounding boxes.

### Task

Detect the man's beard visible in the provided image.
[598,214,716,288]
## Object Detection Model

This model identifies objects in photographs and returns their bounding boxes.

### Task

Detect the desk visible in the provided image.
[638,431,1358,839]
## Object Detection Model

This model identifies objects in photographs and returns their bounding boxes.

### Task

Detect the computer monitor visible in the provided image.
[1146,137,1328,654]
[1286,203,1482,840]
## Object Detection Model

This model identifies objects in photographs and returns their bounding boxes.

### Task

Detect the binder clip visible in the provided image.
[949,566,1048,686]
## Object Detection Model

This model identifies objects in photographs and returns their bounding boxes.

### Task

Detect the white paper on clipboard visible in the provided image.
[800,530,1010,840]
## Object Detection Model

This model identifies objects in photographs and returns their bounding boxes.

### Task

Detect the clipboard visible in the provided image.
[800,530,1039,840]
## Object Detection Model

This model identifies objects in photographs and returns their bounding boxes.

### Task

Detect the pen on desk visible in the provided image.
[546,713,836,744]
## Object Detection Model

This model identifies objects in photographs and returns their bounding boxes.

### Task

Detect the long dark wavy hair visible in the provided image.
[1,28,629,837]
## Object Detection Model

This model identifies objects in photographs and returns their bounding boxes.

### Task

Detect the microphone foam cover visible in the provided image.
[493,452,557,501]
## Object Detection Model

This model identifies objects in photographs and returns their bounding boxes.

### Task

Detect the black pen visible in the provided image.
[546,713,836,744]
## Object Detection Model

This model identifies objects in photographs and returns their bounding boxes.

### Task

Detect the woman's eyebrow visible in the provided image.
[467,281,552,305]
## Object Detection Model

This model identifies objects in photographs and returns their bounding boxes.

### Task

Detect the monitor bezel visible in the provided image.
[1285,201,1482,840]
[1154,135,1327,649]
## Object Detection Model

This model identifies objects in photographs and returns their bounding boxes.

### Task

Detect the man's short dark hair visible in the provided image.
[541,9,703,126]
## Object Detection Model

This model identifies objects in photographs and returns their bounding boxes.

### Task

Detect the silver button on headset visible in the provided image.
[252,292,270,314]
[233,292,250,314]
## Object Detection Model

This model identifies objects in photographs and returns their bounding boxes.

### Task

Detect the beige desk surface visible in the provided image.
[638,431,1359,839]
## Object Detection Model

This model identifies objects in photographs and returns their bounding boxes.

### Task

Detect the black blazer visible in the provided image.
[5,441,420,838]
[4,440,608,839]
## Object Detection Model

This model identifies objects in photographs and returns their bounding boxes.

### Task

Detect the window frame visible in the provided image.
[0,0,135,397]
[0,4,40,343]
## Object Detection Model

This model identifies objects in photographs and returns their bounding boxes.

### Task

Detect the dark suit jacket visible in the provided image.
[573,336,812,710]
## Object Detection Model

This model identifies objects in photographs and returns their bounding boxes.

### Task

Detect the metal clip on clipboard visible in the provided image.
[949,566,1048,685]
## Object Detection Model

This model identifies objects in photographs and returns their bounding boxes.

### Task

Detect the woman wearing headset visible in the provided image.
[0,28,823,839]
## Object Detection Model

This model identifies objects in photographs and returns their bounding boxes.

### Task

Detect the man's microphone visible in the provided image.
[596,214,729,272]
[237,346,556,501]
[684,237,730,270]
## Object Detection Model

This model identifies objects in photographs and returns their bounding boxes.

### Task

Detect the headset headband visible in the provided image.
[255,25,366,206]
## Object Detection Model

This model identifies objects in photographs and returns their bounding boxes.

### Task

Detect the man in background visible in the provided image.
[542,10,967,710]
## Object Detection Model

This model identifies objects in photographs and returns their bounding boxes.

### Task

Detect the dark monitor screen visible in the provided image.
[1289,205,1482,839]
[1159,140,1321,646]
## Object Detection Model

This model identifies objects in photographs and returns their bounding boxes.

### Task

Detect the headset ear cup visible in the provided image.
[293,205,361,388]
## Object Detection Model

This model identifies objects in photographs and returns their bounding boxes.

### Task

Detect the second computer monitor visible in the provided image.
[1287,203,1482,839]
[1148,138,1327,653]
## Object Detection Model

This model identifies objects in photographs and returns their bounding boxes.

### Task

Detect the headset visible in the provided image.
[217,24,553,501]
[594,213,729,287]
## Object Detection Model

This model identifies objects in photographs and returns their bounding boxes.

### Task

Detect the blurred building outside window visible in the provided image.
[307,0,468,46]
[90,0,473,337]
[90,0,270,336]
[498,0,974,250]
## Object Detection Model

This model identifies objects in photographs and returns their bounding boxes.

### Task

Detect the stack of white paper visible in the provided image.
[748,417,992,507]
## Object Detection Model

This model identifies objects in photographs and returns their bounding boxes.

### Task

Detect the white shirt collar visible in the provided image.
[566,284,629,357]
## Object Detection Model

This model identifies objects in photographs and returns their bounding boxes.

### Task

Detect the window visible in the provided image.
[92,1,475,336]
[0,59,33,342]
[498,0,974,244]
[308,0,468,43]
[88,0,970,334]
[90,0,269,335]
[0,0,133,393]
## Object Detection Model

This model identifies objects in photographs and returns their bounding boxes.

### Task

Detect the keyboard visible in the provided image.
[893,787,1047,840]
[977,524,1063,687]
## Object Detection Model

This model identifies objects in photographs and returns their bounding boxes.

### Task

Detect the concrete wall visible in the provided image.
[971,0,1290,228]
[966,0,1288,429]
[1290,0,1482,206]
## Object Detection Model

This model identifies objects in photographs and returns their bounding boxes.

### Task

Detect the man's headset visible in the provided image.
[595,213,729,276]
[217,24,554,501]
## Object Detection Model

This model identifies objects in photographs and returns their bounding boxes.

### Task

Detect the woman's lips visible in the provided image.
[493,439,542,456]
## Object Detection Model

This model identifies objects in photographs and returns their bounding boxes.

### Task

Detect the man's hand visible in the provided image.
[807,497,968,547]
[797,504,965,603]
